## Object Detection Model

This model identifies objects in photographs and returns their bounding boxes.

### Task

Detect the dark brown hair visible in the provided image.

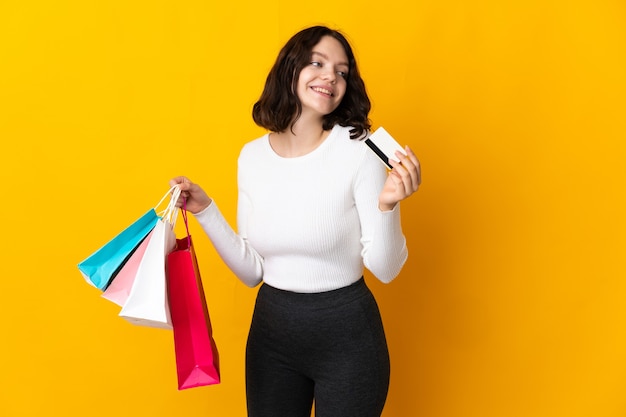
[252,26,371,139]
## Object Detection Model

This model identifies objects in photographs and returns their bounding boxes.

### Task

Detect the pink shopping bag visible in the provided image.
[101,230,154,306]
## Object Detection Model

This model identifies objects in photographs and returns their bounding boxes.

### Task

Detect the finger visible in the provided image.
[169,176,184,187]
[404,146,419,165]
[388,160,411,197]
[396,150,420,192]
[404,147,421,176]
[174,180,195,194]
[393,152,417,194]
[169,176,192,187]
[387,166,404,190]
[404,147,421,187]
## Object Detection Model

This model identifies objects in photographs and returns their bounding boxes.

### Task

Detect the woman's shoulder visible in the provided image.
[332,125,388,174]
[239,132,270,160]
[330,125,374,159]
[331,124,367,147]
[333,124,366,138]
[244,131,270,148]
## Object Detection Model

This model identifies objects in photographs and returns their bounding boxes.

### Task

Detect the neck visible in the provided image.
[270,115,330,158]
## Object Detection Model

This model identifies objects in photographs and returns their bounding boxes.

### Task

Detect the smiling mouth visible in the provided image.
[312,87,333,96]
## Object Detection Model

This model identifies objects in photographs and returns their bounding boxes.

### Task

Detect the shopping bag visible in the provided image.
[118,186,181,329]
[78,209,159,290]
[101,229,154,306]
[167,208,220,389]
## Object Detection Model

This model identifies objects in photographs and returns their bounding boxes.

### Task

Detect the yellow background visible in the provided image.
[1,0,625,416]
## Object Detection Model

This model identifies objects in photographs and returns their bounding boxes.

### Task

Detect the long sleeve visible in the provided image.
[354,148,408,283]
[193,202,264,287]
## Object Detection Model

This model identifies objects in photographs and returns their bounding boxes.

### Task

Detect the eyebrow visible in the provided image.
[311,51,349,68]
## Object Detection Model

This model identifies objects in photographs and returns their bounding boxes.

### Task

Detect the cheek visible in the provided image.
[295,80,308,100]
[335,83,348,101]
[296,71,312,92]
[297,67,313,83]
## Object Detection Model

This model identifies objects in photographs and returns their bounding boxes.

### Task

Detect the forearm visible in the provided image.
[193,202,264,287]
[362,204,408,283]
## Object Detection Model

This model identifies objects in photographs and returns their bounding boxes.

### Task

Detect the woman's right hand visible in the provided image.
[169,176,212,214]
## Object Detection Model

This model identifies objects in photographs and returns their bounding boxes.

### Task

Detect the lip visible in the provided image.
[310,85,334,97]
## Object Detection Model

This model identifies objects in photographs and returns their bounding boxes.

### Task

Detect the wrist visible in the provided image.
[378,202,397,212]
[192,199,213,215]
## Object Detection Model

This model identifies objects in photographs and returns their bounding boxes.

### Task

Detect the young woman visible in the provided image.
[170,25,420,417]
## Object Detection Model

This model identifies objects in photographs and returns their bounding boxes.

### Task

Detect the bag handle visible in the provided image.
[155,185,182,226]
[180,198,191,248]
[154,185,177,211]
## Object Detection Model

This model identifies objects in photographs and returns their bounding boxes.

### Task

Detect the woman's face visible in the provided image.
[296,35,349,118]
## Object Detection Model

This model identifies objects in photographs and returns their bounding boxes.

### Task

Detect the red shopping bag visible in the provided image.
[167,209,220,389]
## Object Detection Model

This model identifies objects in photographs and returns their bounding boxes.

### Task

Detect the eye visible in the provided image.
[337,70,348,79]
[310,61,322,68]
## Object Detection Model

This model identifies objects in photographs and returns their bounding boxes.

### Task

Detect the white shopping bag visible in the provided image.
[119,186,181,329]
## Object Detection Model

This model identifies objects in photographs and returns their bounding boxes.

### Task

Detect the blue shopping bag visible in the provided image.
[78,209,159,290]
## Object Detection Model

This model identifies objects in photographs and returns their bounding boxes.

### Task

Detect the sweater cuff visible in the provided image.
[380,201,401,214]
[381,202,403,233]
[192,201,218,227]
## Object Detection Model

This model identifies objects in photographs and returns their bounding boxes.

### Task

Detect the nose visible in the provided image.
[322,68,337,84]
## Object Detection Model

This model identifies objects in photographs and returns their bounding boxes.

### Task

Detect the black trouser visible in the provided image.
[246,278,390,417]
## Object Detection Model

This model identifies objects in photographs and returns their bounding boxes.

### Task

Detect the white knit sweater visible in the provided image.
[194,124,408,293]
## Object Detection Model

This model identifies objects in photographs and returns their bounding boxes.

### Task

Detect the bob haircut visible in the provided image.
[252,26,371,140]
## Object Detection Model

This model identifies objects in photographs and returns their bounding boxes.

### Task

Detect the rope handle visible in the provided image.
[155,185,182,226]
[181,198,191,248]
[154,185,178,211]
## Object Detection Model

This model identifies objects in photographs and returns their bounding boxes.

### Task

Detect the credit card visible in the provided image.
[364,127,406,169]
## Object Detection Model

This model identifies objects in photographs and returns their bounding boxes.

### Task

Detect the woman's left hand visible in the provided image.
[378,146,421,211]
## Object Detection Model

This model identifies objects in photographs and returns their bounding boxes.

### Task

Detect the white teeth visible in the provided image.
[312,87,332,96]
